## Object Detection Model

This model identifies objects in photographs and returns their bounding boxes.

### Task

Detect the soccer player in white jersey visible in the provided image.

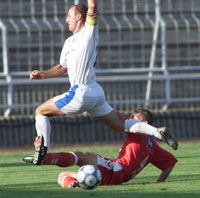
[24,0,178,165]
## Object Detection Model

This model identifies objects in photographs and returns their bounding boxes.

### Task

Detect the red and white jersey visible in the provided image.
[98,133,177,185]
[60,13,98,86]
[116,133,177,181]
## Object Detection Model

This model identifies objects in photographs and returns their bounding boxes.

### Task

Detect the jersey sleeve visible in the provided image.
[59,39,68,68]
[150,142,178,171]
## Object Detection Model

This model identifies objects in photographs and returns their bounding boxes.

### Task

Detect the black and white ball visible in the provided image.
[77,165,102,190]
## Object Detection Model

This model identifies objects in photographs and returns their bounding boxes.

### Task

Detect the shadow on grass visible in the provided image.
[1,180,200,198]
[124,174,200,185]
[0,188,199,198]
[0,162,31,168]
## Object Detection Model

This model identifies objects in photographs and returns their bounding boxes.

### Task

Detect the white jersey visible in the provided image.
[55,12,113,117]
[60,13,98,86]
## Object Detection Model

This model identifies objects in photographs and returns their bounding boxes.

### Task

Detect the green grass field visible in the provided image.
[0,142,200,198]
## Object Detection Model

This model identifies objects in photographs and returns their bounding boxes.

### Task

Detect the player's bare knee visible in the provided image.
[35,105,44,116]
[35,102,52,116]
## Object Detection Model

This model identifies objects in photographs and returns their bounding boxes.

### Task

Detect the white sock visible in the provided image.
[35,115,51,149]
[124,118,162,139]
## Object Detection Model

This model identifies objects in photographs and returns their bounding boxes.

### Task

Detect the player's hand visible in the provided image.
[29,70,44,80]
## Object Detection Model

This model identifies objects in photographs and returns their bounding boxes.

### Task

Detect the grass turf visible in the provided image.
[0,142,200,198]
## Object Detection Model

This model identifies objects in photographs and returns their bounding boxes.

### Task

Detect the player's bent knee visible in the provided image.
[35,105,45,115]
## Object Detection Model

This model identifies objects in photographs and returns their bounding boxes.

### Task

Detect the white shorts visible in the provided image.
[53,82,113,117]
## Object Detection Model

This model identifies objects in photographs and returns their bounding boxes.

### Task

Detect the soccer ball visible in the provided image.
[77,165,102,190]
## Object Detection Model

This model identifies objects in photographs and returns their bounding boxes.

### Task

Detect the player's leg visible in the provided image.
[97,109,125,132]
[29,98,65,164]
[42,152,78,167]
[57,171,79,188]
[97,107,177,149]
[86,83,164,140]
[35,98,65,149]
[54,152,99,189]
[55,152,125,187]
[98,109,163,138]
[89,96,162,137]
[23,86,87,165]
[88,84,177,147]
[24,150,99,167]
[34,85,82,152]
[22,99,65,165]
[43,151,98,167]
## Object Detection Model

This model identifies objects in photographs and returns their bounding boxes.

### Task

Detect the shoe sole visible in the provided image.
[33,136,44,165]
[162,130,178,150]
[22,156,34,163]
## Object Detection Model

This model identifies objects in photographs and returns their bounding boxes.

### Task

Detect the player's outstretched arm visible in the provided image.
[29,64,67,80]
[156,166,175,182]
[87,0,97,14]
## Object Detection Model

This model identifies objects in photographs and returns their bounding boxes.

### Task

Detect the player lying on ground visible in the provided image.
[26,0,178,165]
[23,108,178,188]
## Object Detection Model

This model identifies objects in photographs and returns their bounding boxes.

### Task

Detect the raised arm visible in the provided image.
[87,0,97,14]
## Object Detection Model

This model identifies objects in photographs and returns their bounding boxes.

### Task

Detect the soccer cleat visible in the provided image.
[22,155,34,164]
[158,127,178,150]
[33,136,48,165]
[69,181,80,188]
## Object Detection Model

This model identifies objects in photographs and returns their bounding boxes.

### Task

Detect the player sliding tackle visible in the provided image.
[23,109,178,189]
[23,0,178,164]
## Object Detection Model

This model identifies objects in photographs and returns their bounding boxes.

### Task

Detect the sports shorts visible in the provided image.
[96,155,127,185]
[53,82,113,117]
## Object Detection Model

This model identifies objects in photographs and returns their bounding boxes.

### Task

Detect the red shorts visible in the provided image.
[97,165,127,185]
[96,155,129,185]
